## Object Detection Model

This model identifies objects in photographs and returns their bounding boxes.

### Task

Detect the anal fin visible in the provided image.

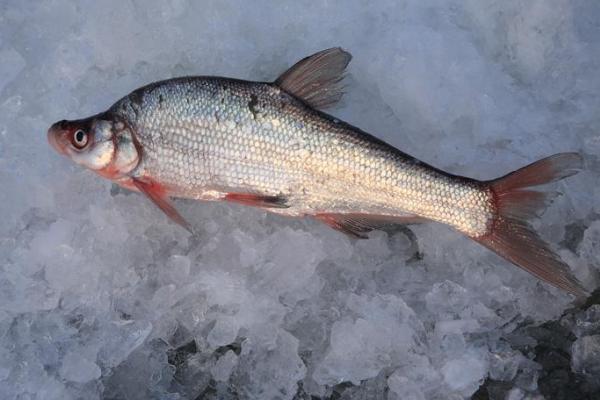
[132,178,192,233]
[316,213,426,239]
[224,193,289,209]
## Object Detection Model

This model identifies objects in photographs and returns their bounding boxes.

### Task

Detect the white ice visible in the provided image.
[1,1,599,399]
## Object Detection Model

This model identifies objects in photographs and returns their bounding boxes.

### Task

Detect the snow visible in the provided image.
[0,47,25,93]
[1,0,599,399]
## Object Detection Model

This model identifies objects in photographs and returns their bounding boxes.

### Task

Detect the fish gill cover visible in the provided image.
[0,1,599,399]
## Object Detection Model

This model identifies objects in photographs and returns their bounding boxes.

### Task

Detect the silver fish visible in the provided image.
[48,48,587,297]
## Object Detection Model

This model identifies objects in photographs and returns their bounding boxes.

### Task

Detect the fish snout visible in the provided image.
[47,120,70,155]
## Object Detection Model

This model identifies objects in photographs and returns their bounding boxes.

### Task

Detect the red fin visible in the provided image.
[316,213,426,239]
[132,178,192,233]
[491,153,583,192]
[475,153,587,298]
[224,193,288,208]
[275,47,352,109]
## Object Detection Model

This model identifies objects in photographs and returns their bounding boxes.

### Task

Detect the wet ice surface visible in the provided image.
[1,1,599,399]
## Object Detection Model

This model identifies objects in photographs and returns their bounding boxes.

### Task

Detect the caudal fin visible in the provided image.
[474,153,588,298]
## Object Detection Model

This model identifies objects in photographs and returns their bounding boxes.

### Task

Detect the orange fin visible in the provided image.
[475,153,588,298]
[224,193,288,209]
[132,178,192,233]
[275,47,352,109]
[316,213,426,239]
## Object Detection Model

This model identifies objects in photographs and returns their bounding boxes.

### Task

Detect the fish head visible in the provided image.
[47,114,140,180]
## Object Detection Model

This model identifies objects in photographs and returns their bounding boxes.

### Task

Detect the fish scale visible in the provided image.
[111,76,493,235]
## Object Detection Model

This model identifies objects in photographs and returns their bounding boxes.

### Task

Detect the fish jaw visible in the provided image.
[47,120,75,156]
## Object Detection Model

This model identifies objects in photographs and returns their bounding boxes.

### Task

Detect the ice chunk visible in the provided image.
[572,304,600,338]
[247,228,326,297]
[161,254,191,284]
[388,371,426,400]
[426,280,496,334]
[234,331,306,399]
[97,320,153,368]
[489,350,523,381]
[316,317,391,384]
[505,388,525,400]
[207,317,239,349]
[314,294,423,385]
[580,221,600,272]
[59,351,101,383]
[103,339,175,399]
[211,350,238,382]
[571,335,600,381]
[441,350,488,395]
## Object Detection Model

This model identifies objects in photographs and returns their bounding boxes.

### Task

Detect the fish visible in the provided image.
[48,47,588,298]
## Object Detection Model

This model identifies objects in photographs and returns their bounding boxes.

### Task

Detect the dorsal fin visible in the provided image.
[275,47,352,109]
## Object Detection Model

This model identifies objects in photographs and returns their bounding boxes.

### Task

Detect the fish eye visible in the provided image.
[72,129,88,149]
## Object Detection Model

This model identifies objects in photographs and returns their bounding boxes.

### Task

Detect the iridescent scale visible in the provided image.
[111,77,494,236]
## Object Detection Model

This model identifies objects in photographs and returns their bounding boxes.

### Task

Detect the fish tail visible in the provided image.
[472,153,588,298]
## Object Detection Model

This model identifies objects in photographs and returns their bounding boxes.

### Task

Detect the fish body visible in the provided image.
[110,76,491,236]
[48,48,588,298]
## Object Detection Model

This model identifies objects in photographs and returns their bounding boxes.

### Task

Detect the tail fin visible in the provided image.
[474,153,588,298]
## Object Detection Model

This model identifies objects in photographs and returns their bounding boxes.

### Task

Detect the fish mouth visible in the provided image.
[47,120,69,155]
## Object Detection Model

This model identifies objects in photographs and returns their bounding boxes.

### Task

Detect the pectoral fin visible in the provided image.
[132,178,192,233]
